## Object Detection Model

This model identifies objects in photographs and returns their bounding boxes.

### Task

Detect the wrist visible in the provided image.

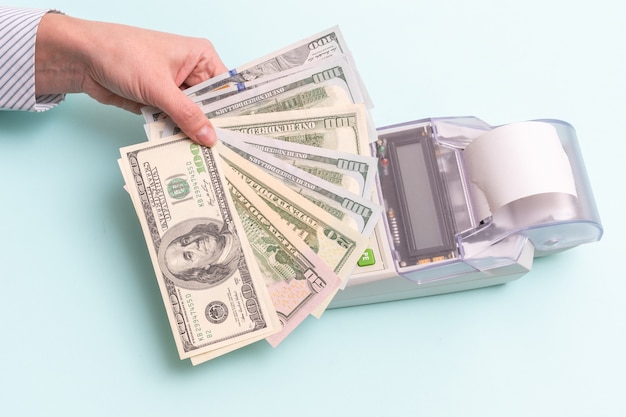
[35,13,90,96]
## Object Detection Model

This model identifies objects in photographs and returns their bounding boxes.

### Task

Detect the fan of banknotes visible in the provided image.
[118,26,383,365]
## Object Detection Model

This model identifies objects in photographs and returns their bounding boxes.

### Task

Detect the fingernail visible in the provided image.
[196,125,217,147]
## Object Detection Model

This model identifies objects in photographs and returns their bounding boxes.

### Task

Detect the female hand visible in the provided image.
[35,13,227,146]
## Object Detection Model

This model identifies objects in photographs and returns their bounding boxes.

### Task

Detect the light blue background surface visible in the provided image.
[1,1,624,416]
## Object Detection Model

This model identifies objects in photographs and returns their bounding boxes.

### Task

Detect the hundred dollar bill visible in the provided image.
[229,133,376,198]
[223,167,342,347]
[217,128,382,237]
[142,83,238,124]
[188,62,320,109]
[210,104,377,197]
[212,104,372,154]
[191,159,356,363]
[119,137,280,359]
[199,57,363,115]
[143,74,295,124]
[141,25,350,124]
[191,146,370,363]
[218,145,372,320]
[219,145,368,283]
[184,26,358,100]
[160,57,367,137]
[143,26,372,128]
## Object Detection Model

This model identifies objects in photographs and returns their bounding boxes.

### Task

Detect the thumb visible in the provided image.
[155,86,218,147]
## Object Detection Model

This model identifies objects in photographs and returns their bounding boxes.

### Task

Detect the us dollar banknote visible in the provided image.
[199,56,363,114]
[219,145,369,282]
[119,137,280,359]
[218,145,372,319]
[189,142,368,364]
[218,128,382,237]
[185,26,358,100]
[141,83,238,124]
[229,133,376,199]
[145,105,378,199]
[159,56,365,137]
[223,165,342,347]
[210,104,376,197]
[142,26,363,124]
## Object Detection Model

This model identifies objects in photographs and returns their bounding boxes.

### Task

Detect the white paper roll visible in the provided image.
[463,121,578,220]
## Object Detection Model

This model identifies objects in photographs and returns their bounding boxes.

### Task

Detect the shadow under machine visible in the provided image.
[329,116,603,308]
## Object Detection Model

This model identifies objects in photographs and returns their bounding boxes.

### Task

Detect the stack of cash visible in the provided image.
[118,26,382,365]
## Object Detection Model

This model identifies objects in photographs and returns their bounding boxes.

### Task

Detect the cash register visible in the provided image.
[329,116,603,308]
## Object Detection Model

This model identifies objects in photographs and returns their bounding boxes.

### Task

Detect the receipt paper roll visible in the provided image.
[463,121,578,220]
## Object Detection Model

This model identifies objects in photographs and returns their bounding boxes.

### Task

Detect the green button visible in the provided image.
[357,248,376,267]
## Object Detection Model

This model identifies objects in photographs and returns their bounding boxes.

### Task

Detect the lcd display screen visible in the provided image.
[396,142,445,253]
[375,121,458,268]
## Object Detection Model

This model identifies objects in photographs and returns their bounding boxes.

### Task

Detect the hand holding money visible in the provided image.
[123,26,382,364]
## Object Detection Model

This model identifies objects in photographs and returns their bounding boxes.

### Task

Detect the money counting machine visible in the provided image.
[328,116,602,308]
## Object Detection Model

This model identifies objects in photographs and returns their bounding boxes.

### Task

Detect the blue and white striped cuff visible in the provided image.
[0,7,65,112]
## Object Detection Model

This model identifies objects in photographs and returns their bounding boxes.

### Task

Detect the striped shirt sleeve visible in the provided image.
[0,7,65,112]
